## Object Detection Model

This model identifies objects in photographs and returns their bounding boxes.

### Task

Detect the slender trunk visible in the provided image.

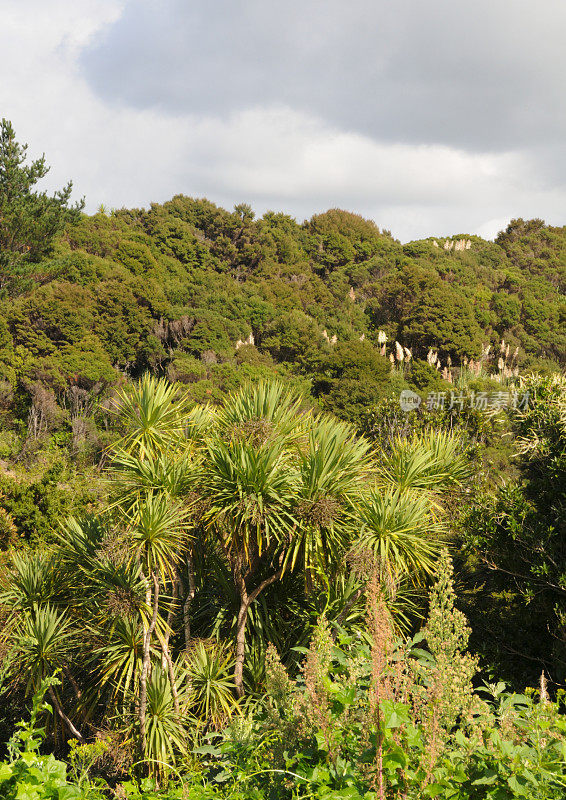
[159,578,180,714]
[139,572,160,754]
[48,687,84,742]
[62,665,90,725]
[161,580,178,670]
[183,595,192,654]
[62,665,82,702]
[183,552,196,655]
[136,578,152,719]
[234,598,249,699]
[233,565,284,699]
[305,567,314,594]
[156,628,180,715]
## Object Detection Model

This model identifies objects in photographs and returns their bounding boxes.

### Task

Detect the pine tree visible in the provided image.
[0,119,84,294]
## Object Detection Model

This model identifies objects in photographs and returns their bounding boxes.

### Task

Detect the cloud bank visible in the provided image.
[2,0,566,240]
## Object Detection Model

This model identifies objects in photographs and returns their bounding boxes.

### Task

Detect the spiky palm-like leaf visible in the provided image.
[54,515,107,594]
[131,493,187,580]
[7,604,74,694]
[93,617,159,707]
[144,663,188,774]
[377,430,471,495]
[0,551,59,616]
[53,516,147,619]
[289,416,373,574]
[298,416,373,499]
[184,640,239,730]
[111,450,197,506]
[355,488,443,584]
[217,380,309,446]
[202,437,298,559]
[185,403,218,442]
[112,373,192,460]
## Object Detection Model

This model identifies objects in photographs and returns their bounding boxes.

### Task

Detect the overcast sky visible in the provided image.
[3,0,566,241]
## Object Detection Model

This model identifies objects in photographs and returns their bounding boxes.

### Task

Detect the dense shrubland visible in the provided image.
[0,376,564,798]
[0,121,564,423]
[0,122,564,797]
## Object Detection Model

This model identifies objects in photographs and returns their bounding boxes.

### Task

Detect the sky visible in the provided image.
[2,0,566,241]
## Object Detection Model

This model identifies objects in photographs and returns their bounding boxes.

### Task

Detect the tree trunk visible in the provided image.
[183,551,196,654]
[139,572,159,754]
[159,580,180,714]
[48,687,84,741]
[157,629,180,715]
[233,565,284,699]
[162,580,178,670]
[234,599,249,699]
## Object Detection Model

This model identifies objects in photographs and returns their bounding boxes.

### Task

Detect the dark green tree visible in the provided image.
[312,340,392,423]
[0,119,84,294]
[461,375,566,688]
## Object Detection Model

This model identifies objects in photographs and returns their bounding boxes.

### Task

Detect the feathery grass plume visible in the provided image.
[395,341,404,362]
[426,348,438,366]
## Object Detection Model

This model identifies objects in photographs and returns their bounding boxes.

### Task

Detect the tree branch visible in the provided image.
[48,687,84,742]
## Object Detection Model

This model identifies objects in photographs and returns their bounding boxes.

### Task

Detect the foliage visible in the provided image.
[0,676,105,800]
[0,123,565,798]
[184,640,239,731]
[0,377,470,779]
[0,122,563,458]
[460,374,566,686]
[187,557,566,800]
[0,120,84,296]
[0,461,97,544]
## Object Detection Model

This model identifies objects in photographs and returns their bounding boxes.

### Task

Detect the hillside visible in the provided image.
[1,198,564,428]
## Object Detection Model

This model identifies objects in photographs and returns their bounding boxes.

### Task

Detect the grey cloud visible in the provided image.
[6,0,566,245]
[80,0,566,152]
